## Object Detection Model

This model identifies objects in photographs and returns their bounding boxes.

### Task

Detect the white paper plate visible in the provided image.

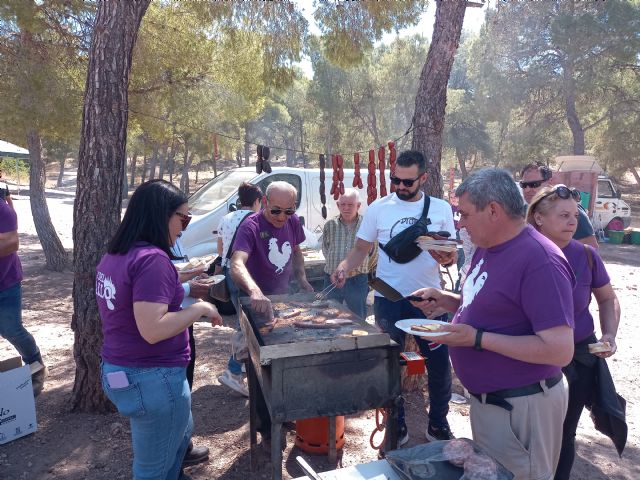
[175,258,215,273]
[395,319,451,337]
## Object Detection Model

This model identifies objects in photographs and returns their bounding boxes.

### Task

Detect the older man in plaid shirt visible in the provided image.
[321,188,375,319]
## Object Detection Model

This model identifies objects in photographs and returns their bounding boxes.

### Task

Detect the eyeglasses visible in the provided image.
[269,207,296,216]
[519,180,544,189]
[175,211,192,230]
[390,175,422,187]
[539,185,581,203]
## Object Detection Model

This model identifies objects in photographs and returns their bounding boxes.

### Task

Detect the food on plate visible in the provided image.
[410,324,442,333]
[462,453,498,480]
[352,329,368,336]
[442,439,475,467]
[176,254,216,272]
[588,341,612,354]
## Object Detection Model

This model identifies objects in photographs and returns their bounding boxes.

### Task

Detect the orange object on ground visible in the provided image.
[295,416,345,454]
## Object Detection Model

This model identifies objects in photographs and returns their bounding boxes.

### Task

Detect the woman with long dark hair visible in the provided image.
[96,179,221,479]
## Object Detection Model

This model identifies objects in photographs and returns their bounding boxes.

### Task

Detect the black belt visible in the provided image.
[470,373,564,412]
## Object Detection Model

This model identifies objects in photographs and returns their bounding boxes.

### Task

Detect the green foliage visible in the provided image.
[0,157,29,178]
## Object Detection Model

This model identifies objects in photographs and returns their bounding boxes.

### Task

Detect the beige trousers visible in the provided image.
[469,377,569,480]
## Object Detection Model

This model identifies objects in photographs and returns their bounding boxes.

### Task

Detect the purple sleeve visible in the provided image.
[292,215,305,246]
[589,247,611,289]
[521,256,575,332]
[0,207,17,233]
[231,220,256,255]
[131,253,178,304]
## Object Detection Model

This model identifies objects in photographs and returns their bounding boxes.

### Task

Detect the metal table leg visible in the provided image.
[328,416,337,465]
[271,421,283,480]
[247,359,259,471]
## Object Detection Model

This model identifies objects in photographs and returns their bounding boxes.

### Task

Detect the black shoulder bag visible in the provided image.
[379,195,431,264]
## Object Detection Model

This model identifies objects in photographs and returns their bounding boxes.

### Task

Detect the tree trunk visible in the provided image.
[148,143,159,180]
[236,149,243,168]
[157,141,168,180]
[180,140,190,194]
[563,61,585,155]
[129,150,138,187]
[455,146,468,180]
[72,0,151,413]
[56,157,66,188]
[26,130,69,271]
[412,0,467,198]
[121,158,129,200]
[628,165,640,188]
[244,128,251,167]
[140,153,148,183]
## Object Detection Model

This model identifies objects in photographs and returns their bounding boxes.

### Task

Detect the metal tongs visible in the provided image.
[315,281,338,300]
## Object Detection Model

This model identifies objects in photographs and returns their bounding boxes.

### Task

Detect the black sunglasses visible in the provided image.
[269,208,296,216]
[390,175,422,187]
[539,185,581,203]
[519,180,544,189]
[175,211,192,230]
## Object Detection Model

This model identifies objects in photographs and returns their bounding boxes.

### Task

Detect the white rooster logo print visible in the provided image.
[96,272,117,311]
[268,238,292,274]
[460,258,487,312]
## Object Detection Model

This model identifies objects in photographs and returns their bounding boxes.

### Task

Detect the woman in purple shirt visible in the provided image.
[96,180,221,480]
[527,185,621,480]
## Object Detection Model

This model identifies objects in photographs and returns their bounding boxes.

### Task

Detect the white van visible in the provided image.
[552,156,632,232]
[181,166,390,258]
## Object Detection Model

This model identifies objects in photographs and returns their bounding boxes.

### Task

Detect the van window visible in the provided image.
[188,170,257,215]
[598,179,615,198]
[256,174,302,209]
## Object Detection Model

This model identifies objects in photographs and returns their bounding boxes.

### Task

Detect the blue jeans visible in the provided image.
[0,282,42,365]
[323,273,368,319]
[374,297,452,428]
[101,361,192,480]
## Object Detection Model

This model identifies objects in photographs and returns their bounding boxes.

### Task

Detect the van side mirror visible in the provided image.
[299,216,305,226]
[229,203,237,212]
[617,191,622,199]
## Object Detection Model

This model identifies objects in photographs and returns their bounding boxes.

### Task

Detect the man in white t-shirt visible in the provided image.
[332,150,456,446]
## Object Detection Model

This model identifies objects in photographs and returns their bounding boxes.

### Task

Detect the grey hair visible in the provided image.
[456,168,525,219]
[339,188,360,202]
[265,181,297,201]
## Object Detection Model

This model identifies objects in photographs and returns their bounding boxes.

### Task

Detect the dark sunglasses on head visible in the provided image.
[539,185,581,203]
[390,175,422,187]
[175,211,192,230]
[269,208,296,216]
[519,180,544,189]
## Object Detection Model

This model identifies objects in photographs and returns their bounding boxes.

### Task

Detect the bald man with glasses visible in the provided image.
[520,162,598,249]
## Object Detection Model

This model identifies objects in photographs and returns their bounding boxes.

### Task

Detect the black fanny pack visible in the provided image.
[380,196,431,264]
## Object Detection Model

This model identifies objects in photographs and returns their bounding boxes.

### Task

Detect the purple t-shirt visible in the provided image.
[0,202,22,290]
[232,212,305,295]
[96,243,189,367]
[562,240,610,343]
[450,225,575,394]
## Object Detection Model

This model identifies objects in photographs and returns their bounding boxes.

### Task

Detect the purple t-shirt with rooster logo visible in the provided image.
[232,212,305,295]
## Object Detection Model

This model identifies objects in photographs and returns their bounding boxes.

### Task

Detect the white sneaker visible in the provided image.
[218,369,249,397]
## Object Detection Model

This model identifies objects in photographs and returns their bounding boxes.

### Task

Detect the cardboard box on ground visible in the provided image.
[0,357,37,444]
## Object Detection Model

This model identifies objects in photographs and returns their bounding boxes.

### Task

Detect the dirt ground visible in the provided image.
[1,175,639,479]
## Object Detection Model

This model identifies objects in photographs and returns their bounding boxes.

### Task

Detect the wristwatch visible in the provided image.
[474,328,484,351]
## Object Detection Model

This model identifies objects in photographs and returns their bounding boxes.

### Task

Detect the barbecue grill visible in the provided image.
[239,292,402,480]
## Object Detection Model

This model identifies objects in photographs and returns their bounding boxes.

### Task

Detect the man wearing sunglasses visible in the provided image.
[520,162,598,249]
[230,180,313,445]
[331,150,456,446]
